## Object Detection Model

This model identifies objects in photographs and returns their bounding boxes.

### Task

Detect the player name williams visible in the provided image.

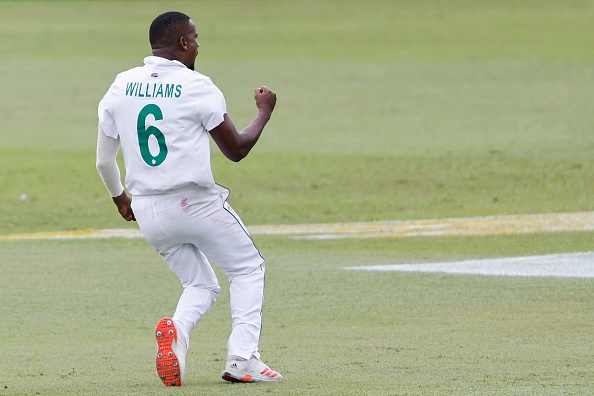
[125,82,182,98]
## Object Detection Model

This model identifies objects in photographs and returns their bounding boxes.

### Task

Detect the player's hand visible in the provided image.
[112,191,136,221]
[254,86,276,117]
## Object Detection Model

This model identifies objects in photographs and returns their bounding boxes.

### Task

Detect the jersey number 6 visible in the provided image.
[137,104,168,167]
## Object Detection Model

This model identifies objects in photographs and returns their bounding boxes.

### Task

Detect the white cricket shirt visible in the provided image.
[98,56,226,195]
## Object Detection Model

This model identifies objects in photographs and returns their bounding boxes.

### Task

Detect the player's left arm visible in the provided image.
[209,86,276,162]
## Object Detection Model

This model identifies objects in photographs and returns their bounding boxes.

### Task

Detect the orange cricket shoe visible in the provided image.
[155,317,187,386]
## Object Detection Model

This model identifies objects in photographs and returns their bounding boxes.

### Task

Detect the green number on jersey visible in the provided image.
[137,104,168,167]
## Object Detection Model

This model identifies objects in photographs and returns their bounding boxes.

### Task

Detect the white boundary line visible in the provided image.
[1,211,593,241]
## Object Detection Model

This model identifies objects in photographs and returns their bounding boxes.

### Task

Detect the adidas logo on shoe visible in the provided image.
[221,356,283,383]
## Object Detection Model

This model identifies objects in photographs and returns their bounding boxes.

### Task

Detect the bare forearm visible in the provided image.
[235,110,272,158]
[210,86,277,162]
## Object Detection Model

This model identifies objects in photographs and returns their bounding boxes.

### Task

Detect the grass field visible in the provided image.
[1,1,593,395]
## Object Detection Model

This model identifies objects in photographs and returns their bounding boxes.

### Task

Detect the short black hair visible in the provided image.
[149,11,191,47]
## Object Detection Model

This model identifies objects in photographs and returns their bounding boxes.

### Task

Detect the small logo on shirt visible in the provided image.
[151,72,158,78]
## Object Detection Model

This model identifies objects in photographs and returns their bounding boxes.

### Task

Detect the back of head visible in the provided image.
[149,11,191,48]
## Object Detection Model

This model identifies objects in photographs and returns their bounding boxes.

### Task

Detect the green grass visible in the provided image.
[1,0,593,394]
[3,149,593,234]
[1,235,593,395]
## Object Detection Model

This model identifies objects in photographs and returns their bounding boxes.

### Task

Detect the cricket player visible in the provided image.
[95,11,282,385]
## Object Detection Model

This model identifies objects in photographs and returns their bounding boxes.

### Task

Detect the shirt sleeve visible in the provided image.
[98,91,119,139]
[199,78,227,131]
[96,123,125,197]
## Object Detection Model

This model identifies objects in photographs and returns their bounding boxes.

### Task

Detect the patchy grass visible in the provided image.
[1,0,593,394]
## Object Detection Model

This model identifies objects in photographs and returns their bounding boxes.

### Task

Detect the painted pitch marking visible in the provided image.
[343,252,594,278]
[279,212,594,240]
[1,211,593,241]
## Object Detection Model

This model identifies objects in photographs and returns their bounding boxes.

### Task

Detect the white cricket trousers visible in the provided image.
[131,184,265,360]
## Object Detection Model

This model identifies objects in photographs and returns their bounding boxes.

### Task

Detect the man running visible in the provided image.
[96,10,282,386]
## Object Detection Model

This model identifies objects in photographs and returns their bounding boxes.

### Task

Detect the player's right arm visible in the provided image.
[95,124,135,221]
[209,86,276,162]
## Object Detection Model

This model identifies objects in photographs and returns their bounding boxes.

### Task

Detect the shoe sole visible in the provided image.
[221,371,252,382]
[221,368,282,383]
[155,318,182,386]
